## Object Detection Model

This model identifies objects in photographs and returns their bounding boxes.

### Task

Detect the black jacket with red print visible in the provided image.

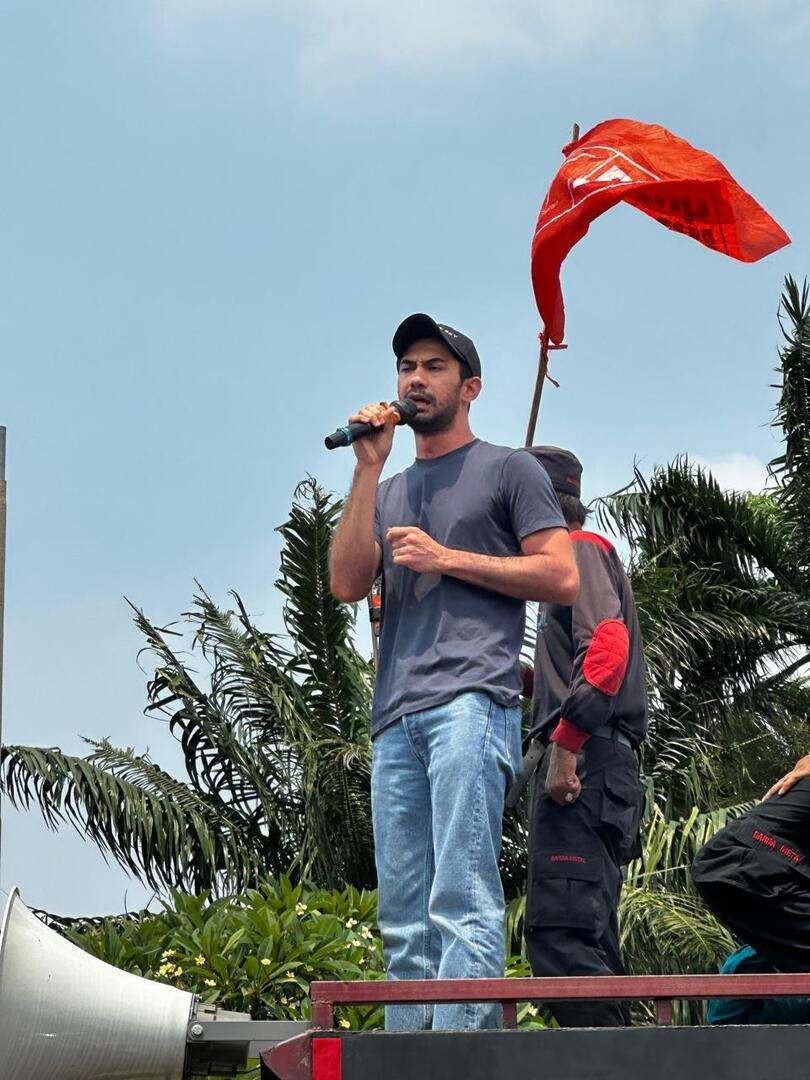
[531,529,648,751]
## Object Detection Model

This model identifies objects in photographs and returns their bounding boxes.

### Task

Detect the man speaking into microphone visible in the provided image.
[329,314,578,1031]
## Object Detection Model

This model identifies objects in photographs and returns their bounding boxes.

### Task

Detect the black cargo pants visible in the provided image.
[525,735,643,1027]
[693,778,810,973]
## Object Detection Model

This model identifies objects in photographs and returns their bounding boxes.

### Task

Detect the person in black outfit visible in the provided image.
[518,447,648,1027]
[693,753,810,975]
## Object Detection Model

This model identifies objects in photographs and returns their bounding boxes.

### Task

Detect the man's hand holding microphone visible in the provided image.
[345,402,398,467]
[324,399,416,457]
[327,400,417,604]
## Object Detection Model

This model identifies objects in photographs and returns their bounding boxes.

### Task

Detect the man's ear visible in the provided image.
[462,376,482,404]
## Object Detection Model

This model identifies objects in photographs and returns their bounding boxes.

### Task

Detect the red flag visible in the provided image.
[531,118,790,345]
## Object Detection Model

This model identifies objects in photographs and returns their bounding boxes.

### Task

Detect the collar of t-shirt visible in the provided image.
[411,437,479,468]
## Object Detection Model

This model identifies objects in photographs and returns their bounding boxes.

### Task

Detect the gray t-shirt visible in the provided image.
[371,439,565,737]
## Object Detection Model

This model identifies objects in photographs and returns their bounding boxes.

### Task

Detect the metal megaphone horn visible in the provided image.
[0,887,307,1078]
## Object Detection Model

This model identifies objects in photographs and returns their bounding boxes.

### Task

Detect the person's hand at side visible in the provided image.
[545,743,582,806]
[764,754,810,799]
[350,402,397,470]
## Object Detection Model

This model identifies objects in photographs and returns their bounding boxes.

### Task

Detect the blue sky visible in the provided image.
[2,0,808,915]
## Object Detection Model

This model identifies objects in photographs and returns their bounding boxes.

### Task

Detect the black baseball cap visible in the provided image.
[526,446,583,497]
[392,313,482,378]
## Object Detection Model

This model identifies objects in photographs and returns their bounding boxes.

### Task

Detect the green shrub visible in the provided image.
[64,878,383,1028]
[62,877,546,1031]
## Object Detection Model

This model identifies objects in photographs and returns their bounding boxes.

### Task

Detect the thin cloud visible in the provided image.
[154,0,800,91]
[693,451,770,494]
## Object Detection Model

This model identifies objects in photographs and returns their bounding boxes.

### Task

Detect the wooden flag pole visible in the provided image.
[524,122,579,448]
[524,337,549,448]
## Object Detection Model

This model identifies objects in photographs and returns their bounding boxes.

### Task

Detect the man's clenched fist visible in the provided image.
[387,526,449,574]
[545,743,582,806]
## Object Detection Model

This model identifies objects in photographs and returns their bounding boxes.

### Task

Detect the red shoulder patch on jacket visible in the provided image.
[570,530,613,553]
[583,619,629,696]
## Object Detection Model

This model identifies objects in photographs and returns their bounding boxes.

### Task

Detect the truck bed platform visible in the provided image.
[262,973,810,1080]
[269,1024,810,1080]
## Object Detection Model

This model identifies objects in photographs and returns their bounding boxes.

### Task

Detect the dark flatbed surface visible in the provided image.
[322,1024,810,1080]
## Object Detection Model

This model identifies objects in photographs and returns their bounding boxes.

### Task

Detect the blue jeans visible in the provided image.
[371,691,522,1031]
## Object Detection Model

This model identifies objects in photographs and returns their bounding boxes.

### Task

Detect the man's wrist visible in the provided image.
[354,461,384,481]
[550,718,589,753]
[437,545,462,575]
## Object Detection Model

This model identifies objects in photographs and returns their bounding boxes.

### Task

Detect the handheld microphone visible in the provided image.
[324,399,418,450]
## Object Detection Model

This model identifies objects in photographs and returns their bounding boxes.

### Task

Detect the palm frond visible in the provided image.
[0,744,252,892]
[276,477,374,738]
[770,276,810,565]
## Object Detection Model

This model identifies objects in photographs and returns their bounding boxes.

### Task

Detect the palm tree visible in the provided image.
[1,479,375,895]
[771,276,810,566]
[3,277,810,929]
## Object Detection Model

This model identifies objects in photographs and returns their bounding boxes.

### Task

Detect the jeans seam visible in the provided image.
[402,712,431,1028]
[400,713,426,766]
[420,819,434,1029]
[462,697,493,1029]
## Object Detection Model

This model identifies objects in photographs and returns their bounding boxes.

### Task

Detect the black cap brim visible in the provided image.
[393,313,467,368]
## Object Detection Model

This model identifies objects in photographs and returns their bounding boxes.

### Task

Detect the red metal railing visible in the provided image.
[310,973,810,1029]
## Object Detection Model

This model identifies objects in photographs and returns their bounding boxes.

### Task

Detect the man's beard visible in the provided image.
[406,393,461,434]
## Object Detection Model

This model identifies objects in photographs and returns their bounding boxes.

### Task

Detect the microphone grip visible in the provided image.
[324,421,371,450]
